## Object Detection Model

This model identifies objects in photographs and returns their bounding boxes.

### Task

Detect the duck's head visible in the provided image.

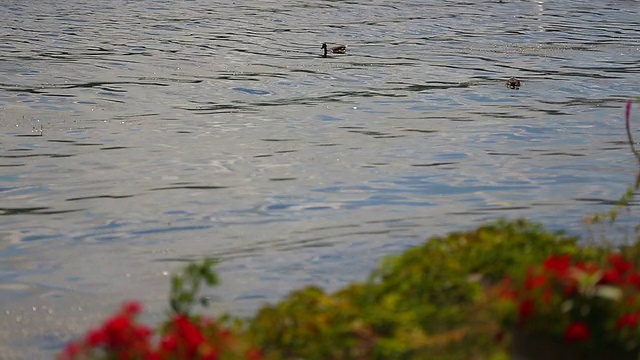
[321,43,327,50]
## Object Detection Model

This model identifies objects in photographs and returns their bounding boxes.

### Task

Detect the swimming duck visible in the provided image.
[506,77,522,89]
[321,43,347,57]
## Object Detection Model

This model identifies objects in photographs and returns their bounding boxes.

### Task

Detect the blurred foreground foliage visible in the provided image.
[61,217,638,360]
[245,219,610,359]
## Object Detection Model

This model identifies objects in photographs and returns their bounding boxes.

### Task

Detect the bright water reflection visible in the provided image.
[1,0,639,357]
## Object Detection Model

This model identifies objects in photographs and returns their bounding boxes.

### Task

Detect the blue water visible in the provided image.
[0,0,639,357]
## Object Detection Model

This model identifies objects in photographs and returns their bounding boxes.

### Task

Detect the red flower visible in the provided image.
[609,253,633,275]
[85,327,107,347]
[493,331,505,344]
[499,288,518,300]
[134,325,152,341]
[59,342,82,360]
[218,328,232,340]
[201,348,219,360]
[160,334,178,353]
[600,269,622,285]
[543,255,572,278]
[103,314,133,348]
[246,348,263,360]
[497,277,517,299]
[563,283,577,296]
[626,273,640,290]
[616,313,639,330]
[564,322,590,342]
[518,299,535,321]
[58,297,260,360]
[79,302,154,358]
[524,274,547,291]
[574,262,599,275]
[122,301,143,316]
[542,289,553,305]
[168,315,207,357]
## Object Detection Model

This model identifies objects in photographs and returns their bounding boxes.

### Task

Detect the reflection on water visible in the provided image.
[1,0,639,357]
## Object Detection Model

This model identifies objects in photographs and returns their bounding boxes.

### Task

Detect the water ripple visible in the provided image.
[1,0,639,356]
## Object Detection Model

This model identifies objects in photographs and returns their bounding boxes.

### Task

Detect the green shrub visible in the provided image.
[247,219,606,359]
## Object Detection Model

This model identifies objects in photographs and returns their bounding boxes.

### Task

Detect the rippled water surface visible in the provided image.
[1,0,639,357]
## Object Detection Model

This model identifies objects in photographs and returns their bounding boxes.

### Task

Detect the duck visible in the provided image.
[505,77,522,89]
[321,42,347,58]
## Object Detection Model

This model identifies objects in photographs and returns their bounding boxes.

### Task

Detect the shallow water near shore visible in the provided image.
[1,0,639,357]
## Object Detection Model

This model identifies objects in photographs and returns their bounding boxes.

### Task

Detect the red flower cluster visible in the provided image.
[58,301,262,360]
[498,253,640,346]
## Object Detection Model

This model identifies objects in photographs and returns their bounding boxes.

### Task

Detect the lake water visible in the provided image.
[1,0,639,357]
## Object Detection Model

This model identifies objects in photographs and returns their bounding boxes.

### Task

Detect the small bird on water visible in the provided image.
[505,77,522,89]
[321,42,347,58]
